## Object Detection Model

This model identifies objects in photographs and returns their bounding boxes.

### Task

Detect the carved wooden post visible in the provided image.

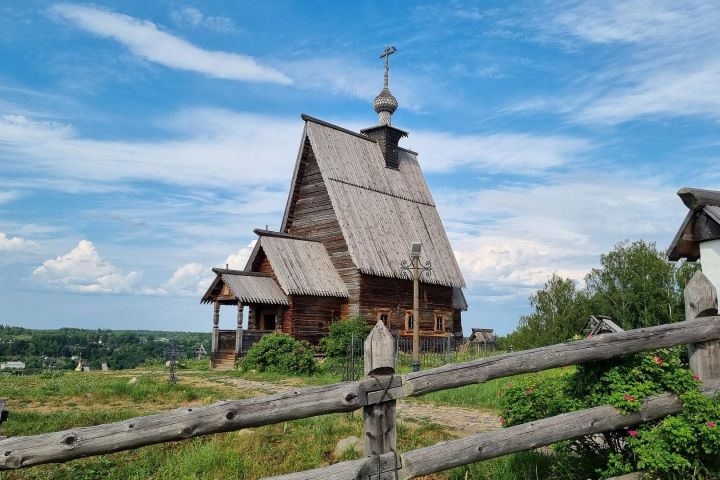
[211,302,220,354]
[236,303,244,356]
[363,320,397,458]
[686,271,720,379]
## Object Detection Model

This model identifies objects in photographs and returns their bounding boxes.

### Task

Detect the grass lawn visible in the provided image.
[0,364,556,479]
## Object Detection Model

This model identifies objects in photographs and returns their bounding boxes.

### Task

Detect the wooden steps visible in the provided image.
[211,351,237,370]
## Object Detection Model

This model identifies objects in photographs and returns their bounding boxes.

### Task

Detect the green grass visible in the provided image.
[0,363,563,479]
[419,367,573,411]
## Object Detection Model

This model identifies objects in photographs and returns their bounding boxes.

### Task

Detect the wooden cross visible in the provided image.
[379,46,397,87]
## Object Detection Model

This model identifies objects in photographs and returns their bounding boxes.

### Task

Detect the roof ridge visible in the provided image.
[212,268,271,277]
[253,229,321,242]
[326,177,436,207]
[301,114,374,142]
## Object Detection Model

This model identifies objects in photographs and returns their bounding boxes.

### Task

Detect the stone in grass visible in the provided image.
[127,377,138,386]
[333,436,362,458]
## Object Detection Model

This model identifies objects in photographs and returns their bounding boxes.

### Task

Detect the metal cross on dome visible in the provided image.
[379,46,397,87]
[163,341,183,384]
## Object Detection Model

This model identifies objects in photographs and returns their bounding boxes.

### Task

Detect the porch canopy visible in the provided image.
[201,268,288,306]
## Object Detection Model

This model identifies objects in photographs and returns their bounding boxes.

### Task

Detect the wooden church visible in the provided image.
[202,50,467,367]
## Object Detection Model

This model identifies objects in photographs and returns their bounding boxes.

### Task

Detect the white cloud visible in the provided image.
[0,110,300,188]
[409,130,591,174]
[442,171,682,302]
[0,232,34,253]
[51,3,291,84]
[147,262,213,297]
[33,240,141,293]
[170,6,235,32]
[223,241,256,270]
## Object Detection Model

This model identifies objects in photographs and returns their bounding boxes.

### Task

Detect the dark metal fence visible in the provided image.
[332,332,499,380]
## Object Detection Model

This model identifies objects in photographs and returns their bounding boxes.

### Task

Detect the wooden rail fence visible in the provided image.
[0,271,718,479]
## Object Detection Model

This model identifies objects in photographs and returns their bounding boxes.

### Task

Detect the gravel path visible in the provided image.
[218,377,500,435]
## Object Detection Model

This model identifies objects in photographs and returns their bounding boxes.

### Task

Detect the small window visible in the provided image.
[405,311,414,331]
[435,316,444,332]
[376,309,390,326]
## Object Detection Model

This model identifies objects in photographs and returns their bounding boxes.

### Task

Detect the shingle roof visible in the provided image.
[201,270,288,305]
[452,287,468,311]
[291,118,465,289]
[253,233,349,297]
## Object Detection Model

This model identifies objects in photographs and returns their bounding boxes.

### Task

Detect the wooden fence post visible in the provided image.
[686,271,720,379]
[363,321,397,459]
[0,399,7,441]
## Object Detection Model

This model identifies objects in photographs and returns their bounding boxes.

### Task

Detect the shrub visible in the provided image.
[498,347,720,478]
[241,333,316,375]
[320,317,372,361]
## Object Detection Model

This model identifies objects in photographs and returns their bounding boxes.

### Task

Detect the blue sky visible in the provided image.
[1,1,719,334]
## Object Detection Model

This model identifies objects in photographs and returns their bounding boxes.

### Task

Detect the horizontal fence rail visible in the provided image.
[1,314,720,471]
[266,378,720,480]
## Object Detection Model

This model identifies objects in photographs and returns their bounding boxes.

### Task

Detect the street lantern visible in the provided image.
[400,241,432,372]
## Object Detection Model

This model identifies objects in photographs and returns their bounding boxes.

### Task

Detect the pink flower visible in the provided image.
[628,430,638,437]
[707,421,716,429]
[693,375,701,381]
[525,388,534,395]
[499,417,507,425]
[652,355,664,366]
[624,394,636,402]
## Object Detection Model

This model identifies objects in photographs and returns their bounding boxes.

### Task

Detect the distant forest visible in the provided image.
[0,325,210,371]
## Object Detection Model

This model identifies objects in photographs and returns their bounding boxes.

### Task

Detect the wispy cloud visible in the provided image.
[51,3,291,84]
[0,110,301,188]
[410,130,592,174]
[518,0,720,124]
[33,240,141,293]
[170,6,235,33]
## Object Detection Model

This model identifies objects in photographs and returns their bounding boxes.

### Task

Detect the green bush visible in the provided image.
[498,347,720,478]
[242,333,316,375]
[320,317,371,361]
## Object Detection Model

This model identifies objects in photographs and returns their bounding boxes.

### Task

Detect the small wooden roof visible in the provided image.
[452,287,468,311]
[667,187,720,261]
[201,269,288,305]
[246,230,349,298]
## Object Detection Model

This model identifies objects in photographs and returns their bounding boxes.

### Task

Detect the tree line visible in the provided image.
[500,240,699,350]
[0,327,210,370]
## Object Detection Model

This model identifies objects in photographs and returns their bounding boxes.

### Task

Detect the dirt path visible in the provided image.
[217,377,500,435]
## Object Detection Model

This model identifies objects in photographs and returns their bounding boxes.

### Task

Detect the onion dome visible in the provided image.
[374,87,398,126]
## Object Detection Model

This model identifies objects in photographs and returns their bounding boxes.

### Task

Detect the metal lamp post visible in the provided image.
[400,242,432,372]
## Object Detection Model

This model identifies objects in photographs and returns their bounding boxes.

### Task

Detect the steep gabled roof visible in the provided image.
[245,231,348,297]
[281,116,465,289]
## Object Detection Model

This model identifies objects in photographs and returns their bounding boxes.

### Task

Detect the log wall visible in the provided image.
[359,275,456,334]
[284,295,344,345]
[284,139,360,315]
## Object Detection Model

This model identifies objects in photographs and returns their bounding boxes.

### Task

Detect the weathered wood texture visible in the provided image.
[678,187,720,210]
[284,138,361,315]
[4,316,720,470]
[363,321,397,457]
[359,275,456,334]
[686,271,720,380]
[283,295,345,345]
[266,379,720,480]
